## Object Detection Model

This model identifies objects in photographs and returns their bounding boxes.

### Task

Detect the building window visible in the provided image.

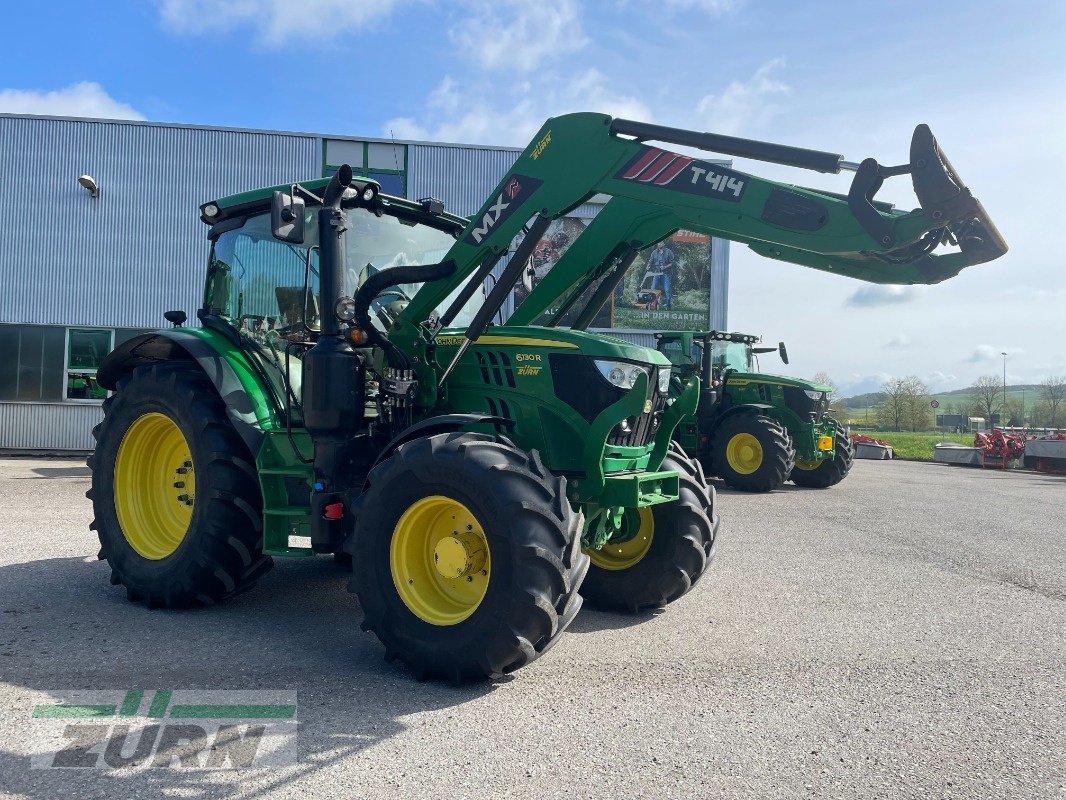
[0,324,154,404]
[324,138,407,198]
[0,324,66,403]
[65,328,113,401]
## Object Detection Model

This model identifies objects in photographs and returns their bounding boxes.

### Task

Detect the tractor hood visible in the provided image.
[726,371,832,394]
[434,326,672,367]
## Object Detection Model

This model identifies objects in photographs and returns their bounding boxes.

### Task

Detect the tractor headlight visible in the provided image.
[658,368,672,394]
[804,389,825,401]
[594,359,649,390]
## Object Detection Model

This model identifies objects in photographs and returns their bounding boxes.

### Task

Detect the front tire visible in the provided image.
[347,432,588,683]
[88,363,273,608]
[790,423,854,488]
[709,412,794,492]
[580,443,719,613]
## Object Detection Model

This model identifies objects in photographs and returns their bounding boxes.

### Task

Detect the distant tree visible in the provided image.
[812,371,838,394]
[1002,397,1023,427]
[876,376,929,431]
[813,372,848,418]
[1039,376,1066,428]
[970,375,1003,425]
[902,377,932,431]
[1033,399,1054,428]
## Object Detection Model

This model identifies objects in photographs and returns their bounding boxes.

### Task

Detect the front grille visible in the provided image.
[550,354,666,446]
[783,385,827,420]
[608,369,667,447]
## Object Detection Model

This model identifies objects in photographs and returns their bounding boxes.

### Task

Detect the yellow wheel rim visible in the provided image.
[588,508,654,571]
[113,412,195,560]
[725,432,763,475]
[390,495,491,626]
[794,458,821,471]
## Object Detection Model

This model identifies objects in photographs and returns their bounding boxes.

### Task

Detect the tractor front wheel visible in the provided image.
[580,443,719,613]
[347,432,588,683]
[88,363,273,608]
[790,423,854,488]
[709,412,794,492]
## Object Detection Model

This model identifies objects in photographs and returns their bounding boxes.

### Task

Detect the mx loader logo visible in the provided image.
[464,174,543,245]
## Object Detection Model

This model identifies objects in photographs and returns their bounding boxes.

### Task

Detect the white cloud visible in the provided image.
[694,58,790,136]
[925,371,958,391]
[450,0,587,73]
[156,0,404,44]
[845,285,919,308]
[0,82,144,120]
[385,68,650,145]
[885,334,912,348]
[968,344,1024,363]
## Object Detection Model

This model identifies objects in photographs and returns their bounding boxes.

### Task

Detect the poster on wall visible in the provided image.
[514,222,712,332]
[611,230,712,331]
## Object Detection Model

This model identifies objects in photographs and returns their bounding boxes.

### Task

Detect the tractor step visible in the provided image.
[257,430,315,557]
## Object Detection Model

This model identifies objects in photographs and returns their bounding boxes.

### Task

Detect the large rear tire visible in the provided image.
[580,442,719,613]
[347,432,588,683]
[709,412,794,492]
[88,363,273,608]
[790,422,854,489]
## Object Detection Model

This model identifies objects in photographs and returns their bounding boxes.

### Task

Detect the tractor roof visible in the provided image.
[198,175,469,229]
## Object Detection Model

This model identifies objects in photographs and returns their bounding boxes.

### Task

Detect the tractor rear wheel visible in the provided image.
[347,432,588,683]
[790,423,854,488]
[709,412,794,492]
[88,363,273,608]
[580,442,719,613]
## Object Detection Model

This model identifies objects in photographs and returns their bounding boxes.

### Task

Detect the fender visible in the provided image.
[367,413,513,482]
[97,329,282,454]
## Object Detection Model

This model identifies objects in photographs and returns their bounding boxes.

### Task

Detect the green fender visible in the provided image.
[97,327,282,453]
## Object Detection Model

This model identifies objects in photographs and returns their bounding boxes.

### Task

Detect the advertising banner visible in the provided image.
[517,220,713,332]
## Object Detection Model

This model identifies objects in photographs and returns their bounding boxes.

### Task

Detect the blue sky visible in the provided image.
[2,0,1063,395]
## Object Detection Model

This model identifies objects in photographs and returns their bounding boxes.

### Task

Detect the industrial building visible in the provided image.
[0,113,730,451]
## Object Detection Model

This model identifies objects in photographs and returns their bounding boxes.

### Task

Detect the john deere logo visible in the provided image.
[29,690,297,769]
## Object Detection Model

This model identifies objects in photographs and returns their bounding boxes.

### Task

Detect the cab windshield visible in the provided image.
[205,205,465,336]
[710,341,752,372]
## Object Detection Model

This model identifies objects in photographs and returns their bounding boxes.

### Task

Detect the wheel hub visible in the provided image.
[390,495,492,626]
[433,531,487,579]
[726,432,763,475]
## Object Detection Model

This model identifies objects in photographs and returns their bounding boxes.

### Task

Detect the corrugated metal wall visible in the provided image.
[0,402,101,450]
[0,115,319,328]
[407,144,521,217]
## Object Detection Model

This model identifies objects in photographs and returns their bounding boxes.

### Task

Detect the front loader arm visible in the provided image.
[402,111,1006,327]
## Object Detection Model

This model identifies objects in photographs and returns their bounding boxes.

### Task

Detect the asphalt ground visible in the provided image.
[0,456,1063,799]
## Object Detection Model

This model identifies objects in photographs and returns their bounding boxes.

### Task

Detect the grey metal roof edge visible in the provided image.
[0,111,525,153]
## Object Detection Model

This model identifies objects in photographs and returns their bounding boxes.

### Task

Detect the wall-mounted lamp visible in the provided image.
[77,174,100,198]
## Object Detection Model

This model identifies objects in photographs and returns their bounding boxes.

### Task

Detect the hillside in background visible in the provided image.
[841,385,1042,411]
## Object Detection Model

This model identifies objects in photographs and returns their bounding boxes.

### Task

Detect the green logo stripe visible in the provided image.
[32,705,115,719]
[119,690,144,717]
[148,690,172,718]
[168,704,297,719]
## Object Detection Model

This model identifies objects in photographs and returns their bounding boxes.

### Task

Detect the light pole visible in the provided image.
[1001,351,1008,427]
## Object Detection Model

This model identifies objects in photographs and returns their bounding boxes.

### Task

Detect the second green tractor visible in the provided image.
[657,331,852,492]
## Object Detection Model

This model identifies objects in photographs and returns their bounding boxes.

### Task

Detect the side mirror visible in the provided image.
[778,341,789,364]
[271,190,305,244]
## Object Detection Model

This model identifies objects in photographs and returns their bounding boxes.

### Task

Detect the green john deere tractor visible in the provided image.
[657,331,851,492]
[88,112,1005,682]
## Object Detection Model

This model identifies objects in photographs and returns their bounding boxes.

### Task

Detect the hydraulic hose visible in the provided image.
[352,259,458,370]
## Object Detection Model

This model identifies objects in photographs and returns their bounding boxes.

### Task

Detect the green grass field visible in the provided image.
[854,431,973,461]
